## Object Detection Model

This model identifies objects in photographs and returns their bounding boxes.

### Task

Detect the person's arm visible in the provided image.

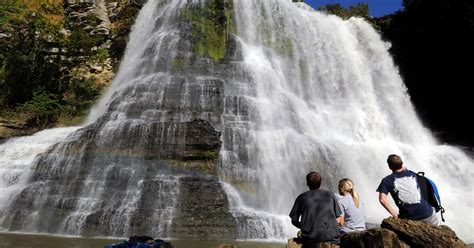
[379,192,398,218]
[337,216,345,226]
[289,196,302,229]
[333,193,344,225]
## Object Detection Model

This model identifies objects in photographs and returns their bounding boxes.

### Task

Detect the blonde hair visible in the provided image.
[338,178,360,208]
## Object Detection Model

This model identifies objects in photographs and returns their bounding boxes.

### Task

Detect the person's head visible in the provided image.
[387,154,403,171]
[338,178,360,208]
[306,171,321,190]
[338,178,354,195]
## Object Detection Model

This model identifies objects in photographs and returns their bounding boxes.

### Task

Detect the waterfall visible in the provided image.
[0,127,80,210]
[0,0,472,243]
[222,0,473,242]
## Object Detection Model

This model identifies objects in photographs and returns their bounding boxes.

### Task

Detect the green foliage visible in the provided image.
[93,48,110,64]
[186,150,219,160]
[68,27,104,56]
[0,3,65,107]
[63,77,103,116]
[185,0,234,61]
[318,3,370,19]
[0,2,107,127]
[16,90,60,126]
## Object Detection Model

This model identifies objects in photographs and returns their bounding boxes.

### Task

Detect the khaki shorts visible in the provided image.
[420,209,440,226]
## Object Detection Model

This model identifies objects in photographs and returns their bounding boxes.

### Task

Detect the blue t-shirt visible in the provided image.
[376,169,433,220]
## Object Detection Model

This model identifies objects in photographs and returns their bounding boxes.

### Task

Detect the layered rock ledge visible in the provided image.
[288,217,468,248]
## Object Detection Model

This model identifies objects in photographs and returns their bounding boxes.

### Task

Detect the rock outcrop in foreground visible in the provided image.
[288,217,468,248]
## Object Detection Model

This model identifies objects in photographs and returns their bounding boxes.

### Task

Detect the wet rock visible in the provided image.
[170,176,237,240]
[381,217,468,248]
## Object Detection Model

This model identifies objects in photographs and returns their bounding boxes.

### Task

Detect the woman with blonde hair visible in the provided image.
[336,178,366,233]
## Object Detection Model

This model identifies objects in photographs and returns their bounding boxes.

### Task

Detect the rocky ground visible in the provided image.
[288,217,468,248]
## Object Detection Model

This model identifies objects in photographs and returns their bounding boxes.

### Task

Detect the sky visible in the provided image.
[305,0,404,17]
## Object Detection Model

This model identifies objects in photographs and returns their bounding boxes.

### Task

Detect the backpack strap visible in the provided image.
[417,171,446,222]
[439,206,446,222]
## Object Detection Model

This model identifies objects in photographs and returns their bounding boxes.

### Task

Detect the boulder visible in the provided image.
[340,228,410,248]
[290,218,467,248]
[287,238,339,248]
[381,217,468,248]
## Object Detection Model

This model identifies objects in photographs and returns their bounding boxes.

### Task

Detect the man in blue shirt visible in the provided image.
[376,154,439,225]
[290,171,343,247]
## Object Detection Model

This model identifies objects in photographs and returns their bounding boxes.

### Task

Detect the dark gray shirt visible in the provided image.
[289,189,342,241]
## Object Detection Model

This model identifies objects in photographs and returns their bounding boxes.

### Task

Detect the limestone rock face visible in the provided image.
[0,118,27,140]
[66,0,111,37]
[0,117,43,141]
[64,0,114,86]
[170,176,237,240]
[381,218,468,248]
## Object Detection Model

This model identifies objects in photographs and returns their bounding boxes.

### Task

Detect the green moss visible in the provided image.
[185,0,234,61]
[276,37,294,57]
[171,58,185,72]
[255,9,294,57]
[183,150,219,160]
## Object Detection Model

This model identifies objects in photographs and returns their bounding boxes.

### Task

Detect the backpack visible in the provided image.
[416,171,446,222]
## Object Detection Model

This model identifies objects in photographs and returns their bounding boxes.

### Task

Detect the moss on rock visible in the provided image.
[184,0,235,61]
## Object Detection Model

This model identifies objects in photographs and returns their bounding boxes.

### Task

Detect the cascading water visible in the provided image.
[0,0,472,243]
[221,0,474,242]
[0,127,79,211]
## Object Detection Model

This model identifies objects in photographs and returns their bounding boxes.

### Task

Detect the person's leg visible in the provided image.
[301,237,316,248]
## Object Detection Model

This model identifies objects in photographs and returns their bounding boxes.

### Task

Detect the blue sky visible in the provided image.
[305,0,404,17]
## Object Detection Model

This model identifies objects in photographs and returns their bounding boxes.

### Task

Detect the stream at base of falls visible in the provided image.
[0,233,284,248]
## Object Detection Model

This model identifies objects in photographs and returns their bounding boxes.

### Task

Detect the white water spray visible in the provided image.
[219,0,474,242]
[0,127,79,212]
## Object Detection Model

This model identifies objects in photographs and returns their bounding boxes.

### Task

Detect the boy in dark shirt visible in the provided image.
[376,154,439,225]
[289,171,343,246]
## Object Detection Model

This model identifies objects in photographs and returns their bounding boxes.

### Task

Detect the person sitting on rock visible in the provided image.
[336,178,366,233]
[289,171,343,247]
[376,154,440,225]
